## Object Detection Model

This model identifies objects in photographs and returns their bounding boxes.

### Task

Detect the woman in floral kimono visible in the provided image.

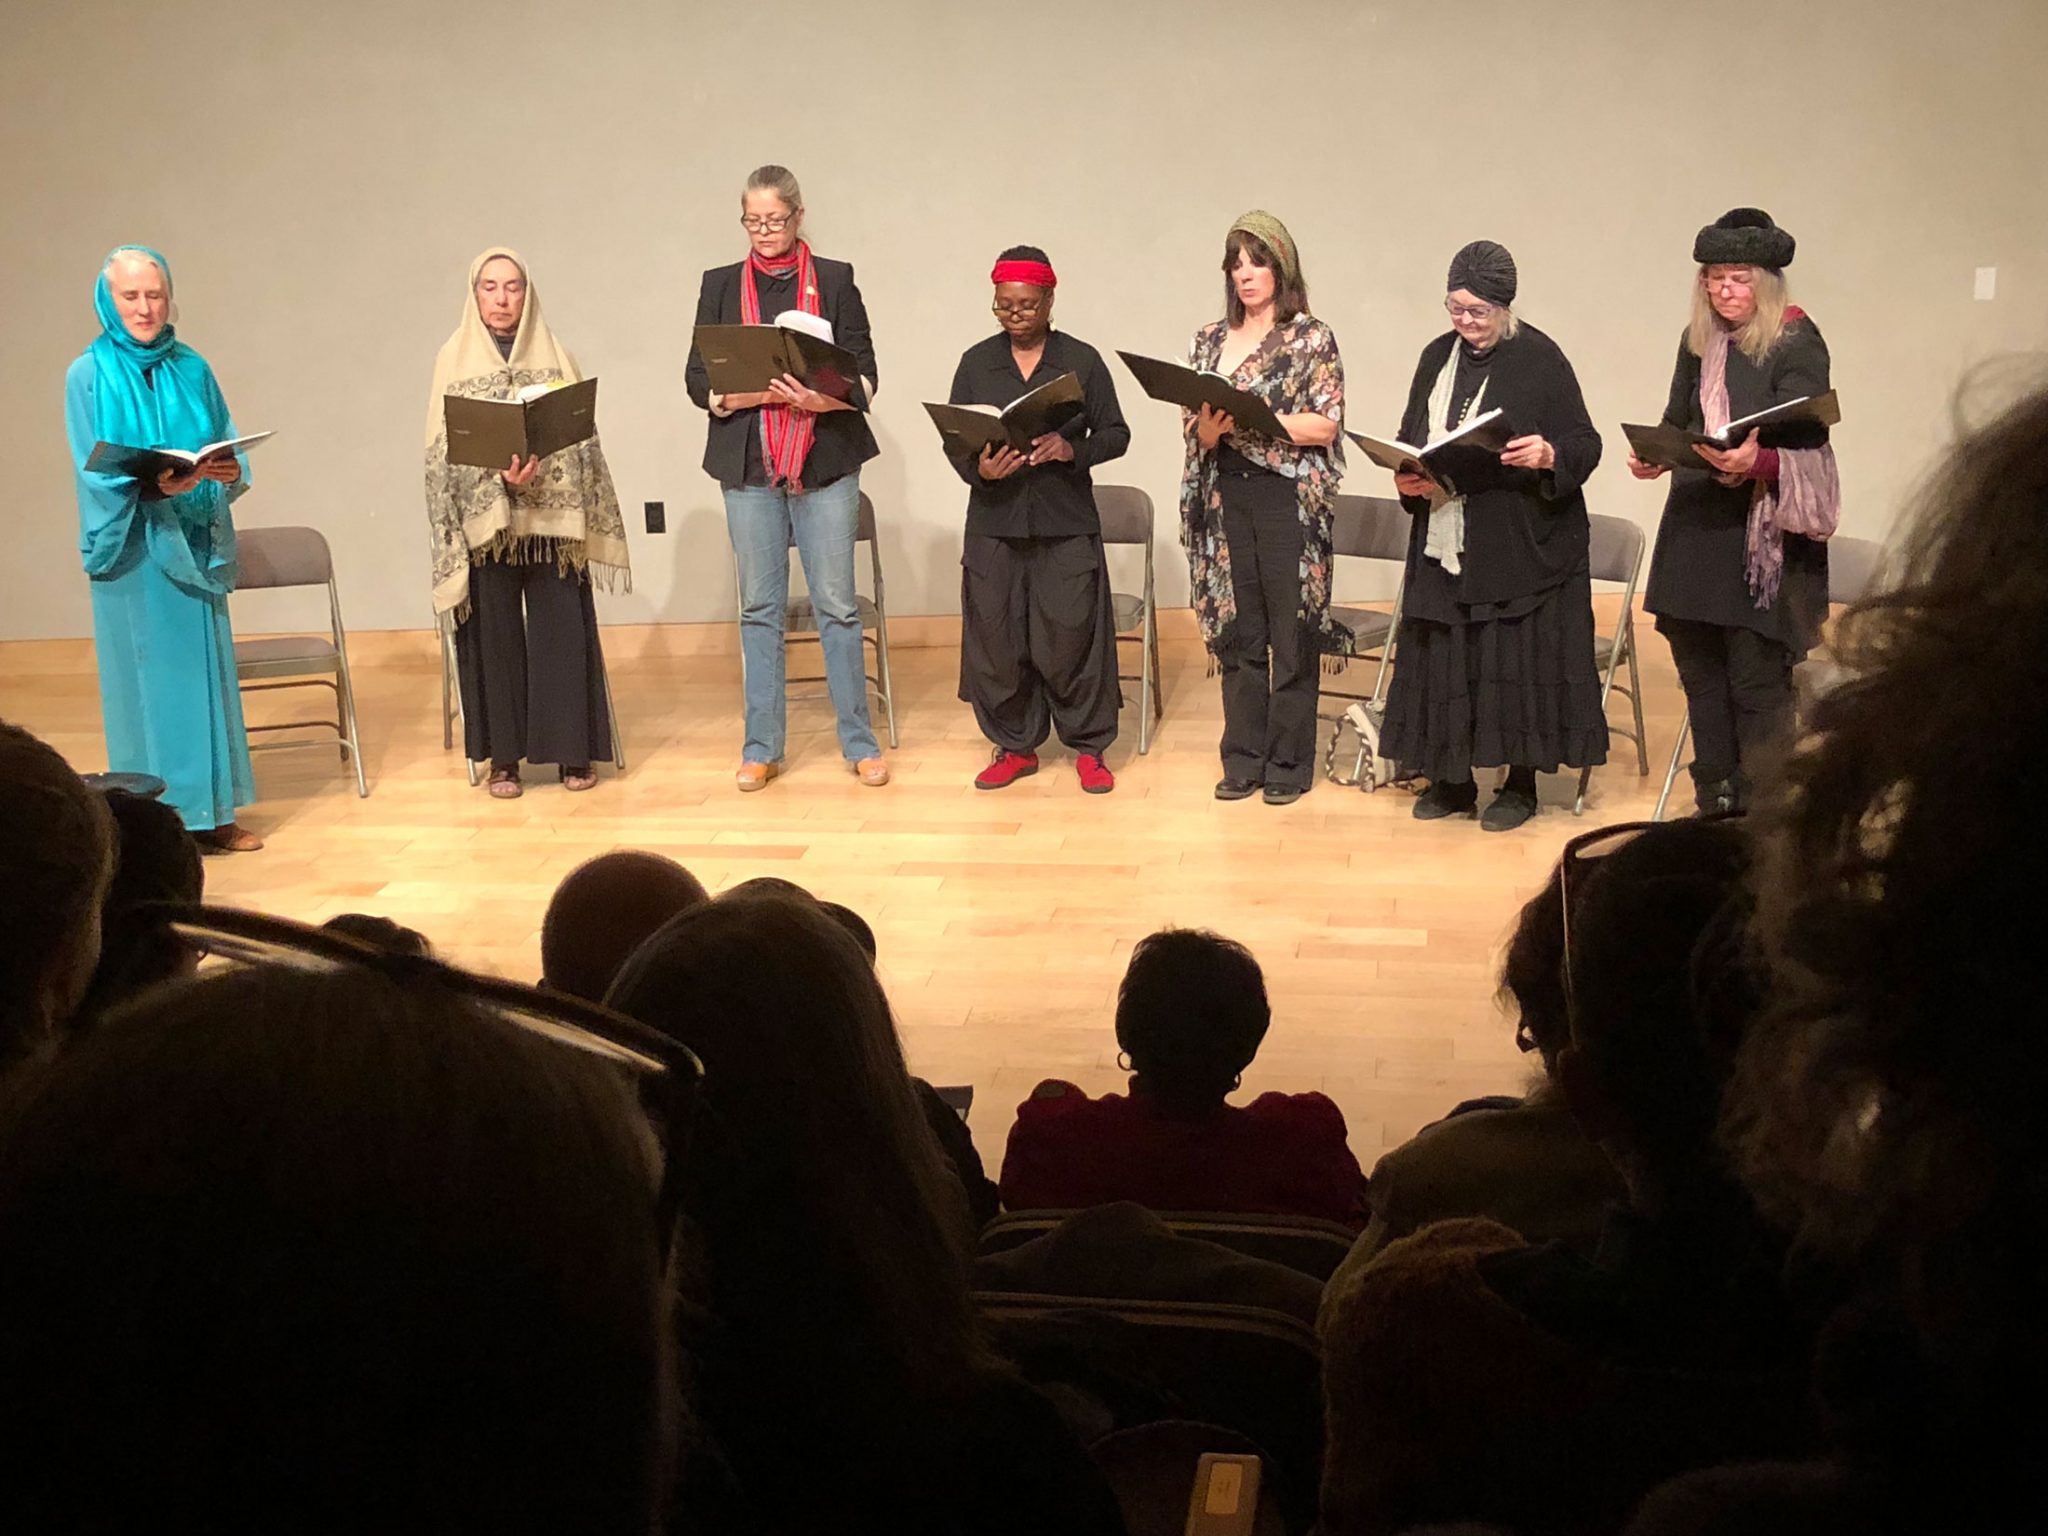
[1179,211,1347,806]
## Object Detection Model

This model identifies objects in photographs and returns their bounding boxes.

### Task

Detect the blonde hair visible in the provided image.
[743,164,803,211]
[1688,265,1790,363]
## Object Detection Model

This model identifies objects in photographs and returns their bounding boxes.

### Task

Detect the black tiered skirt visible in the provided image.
[1381,568,1609,782]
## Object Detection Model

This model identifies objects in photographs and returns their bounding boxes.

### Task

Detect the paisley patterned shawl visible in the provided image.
[423,247,631,618]
[1176,314,1351,657]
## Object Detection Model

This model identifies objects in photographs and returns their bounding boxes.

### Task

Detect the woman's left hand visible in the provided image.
[767,373,838,413]
[1694,429,1761,478]
[1500,435,1556,470]
[1027,432,1075,466]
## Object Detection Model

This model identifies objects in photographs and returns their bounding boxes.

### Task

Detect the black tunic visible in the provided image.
[945,329,1130,537]
[1394,324,1604,619]
[1642,316,1832,651]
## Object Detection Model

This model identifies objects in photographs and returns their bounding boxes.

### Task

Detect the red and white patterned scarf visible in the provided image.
[1700,308,1840,610]
[740,240,823,490]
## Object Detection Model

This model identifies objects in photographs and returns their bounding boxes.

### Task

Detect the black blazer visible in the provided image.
[685,255,880,490]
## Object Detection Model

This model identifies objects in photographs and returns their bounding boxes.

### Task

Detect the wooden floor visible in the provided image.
[0,604,1680,1173]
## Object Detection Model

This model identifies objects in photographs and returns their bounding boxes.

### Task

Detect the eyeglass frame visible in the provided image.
[992,296,1047,318]
[739,212,798,233]
[1444,298,1498,321]
[154,903,703,1257]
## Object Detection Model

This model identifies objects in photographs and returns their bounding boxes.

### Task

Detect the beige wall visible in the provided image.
[4,0,2044,642]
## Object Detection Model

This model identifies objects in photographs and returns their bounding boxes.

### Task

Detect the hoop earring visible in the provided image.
[1116,1051,1133,1072]
[1230,1073,1243,1092]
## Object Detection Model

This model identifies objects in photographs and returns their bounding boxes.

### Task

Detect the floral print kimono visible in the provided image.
[1176,314,1350,657]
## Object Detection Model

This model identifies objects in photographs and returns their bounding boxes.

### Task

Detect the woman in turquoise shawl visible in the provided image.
[63,246,260,851]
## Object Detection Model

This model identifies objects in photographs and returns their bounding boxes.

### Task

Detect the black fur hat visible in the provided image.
[1693,208,1796,269]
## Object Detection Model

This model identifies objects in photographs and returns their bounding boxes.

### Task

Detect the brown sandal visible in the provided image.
[488,767,523,799]
[197,822,264,853]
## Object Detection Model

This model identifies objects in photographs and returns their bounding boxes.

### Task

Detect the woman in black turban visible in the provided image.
[1377,242,1609,831]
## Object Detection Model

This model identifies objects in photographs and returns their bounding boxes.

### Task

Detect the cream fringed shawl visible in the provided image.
[423,246,631,617]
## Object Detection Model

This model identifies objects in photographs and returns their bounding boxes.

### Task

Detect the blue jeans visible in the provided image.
[725,474,881,764]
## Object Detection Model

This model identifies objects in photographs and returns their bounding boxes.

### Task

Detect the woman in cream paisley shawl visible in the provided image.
[425,247,630,797]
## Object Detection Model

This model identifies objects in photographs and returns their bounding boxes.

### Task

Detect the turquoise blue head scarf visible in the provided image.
[70,245,241,591]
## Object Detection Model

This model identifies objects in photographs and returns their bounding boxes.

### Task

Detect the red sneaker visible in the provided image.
[974,750,1039,790]
[1075,753,1115,794]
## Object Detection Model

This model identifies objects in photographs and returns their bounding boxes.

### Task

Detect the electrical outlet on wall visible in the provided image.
[644,501,666,533]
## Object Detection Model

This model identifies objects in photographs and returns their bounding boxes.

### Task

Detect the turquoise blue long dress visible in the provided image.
[63,247,254,832]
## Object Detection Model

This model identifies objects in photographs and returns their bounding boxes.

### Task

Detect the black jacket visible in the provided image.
[946,330,1130,538]
[684,255,879,490]
[1394,323,1603,618]
[1643,315,1831,650]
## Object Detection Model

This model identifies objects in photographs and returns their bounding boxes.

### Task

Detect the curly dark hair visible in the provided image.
[1730,375,2048,1483]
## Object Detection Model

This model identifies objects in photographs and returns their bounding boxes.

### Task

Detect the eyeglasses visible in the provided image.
[1706,270,1755,291]
[740,213,797,233]
[156,904,703,1254]
[1556,813,1744,1041]
[992,298,1045,318]
[1445,299,1498,321]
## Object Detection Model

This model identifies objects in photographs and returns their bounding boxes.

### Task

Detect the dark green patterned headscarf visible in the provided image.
[1227,210,1302,294]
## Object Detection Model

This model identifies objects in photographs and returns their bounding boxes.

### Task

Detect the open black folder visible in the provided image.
[443,378,598,469]
[1621,390,1841,472]
[1116,351,1289,439]
[923,372,1086,457]
[85,431,273,481]
[1347,409,1519,499]
[693,323,865,404]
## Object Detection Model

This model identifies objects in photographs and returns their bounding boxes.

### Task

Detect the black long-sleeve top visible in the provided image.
[946,330,1130,538]
[1642,315,1832,650]
[684,255,879,490]
[1394,323,1603,620]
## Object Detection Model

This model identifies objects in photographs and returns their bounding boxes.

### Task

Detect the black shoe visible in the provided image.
[1412,780,1479,820]
[1692,777,1738,817]
[1481,785,1540,832]
[1262,782,1306,806]
[1214,777,1261,801]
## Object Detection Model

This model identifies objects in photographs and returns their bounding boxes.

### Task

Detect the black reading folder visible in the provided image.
[1347,409,1520,499]
[1621,390,1842,472]
[85,431,273,481]
[444,378,599,469]
[692,323,865,404]
[1115,351,1290,439]
[923,372,1087,457]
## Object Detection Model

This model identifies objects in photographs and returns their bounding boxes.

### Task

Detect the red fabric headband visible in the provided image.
[991,259,1057,289]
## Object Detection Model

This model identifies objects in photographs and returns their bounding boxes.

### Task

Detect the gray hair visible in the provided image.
[103,249,166,287]
[743,164,803,210]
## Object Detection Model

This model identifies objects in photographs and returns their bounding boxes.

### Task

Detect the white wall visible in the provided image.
[4,0,2045,640]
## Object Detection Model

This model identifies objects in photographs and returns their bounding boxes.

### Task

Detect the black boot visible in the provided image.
[1690,764,1739,817]
[1413,779,1479,820]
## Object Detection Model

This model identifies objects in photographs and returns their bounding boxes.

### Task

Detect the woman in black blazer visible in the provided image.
[684,165,888,791]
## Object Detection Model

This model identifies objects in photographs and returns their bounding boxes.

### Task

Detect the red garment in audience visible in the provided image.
[999,1079,1367,1227]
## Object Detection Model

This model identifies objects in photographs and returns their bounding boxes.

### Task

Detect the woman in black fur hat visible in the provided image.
[1636,209,1841,815]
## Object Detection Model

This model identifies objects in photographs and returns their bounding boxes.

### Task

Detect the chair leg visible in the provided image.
[1574,764,1592,817]
[1147,611,1163,720]
[1138,610,1155,755]
[875,613,899,750]
[1654,716,1690,822]
[1626,626,1648,776]
[602,655,626,773]
[336,653,369,799]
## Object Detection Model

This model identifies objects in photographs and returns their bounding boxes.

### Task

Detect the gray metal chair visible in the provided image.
[1321,495,1410,713]
[1096,484,1164,754]
[436,603,626,784]
[232,525,368,797]
[1574,513,1651,815]
[759,490,898,749]
[1654,533,1886,819]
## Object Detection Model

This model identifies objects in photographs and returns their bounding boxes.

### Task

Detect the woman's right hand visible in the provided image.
[1393,470,1436,498]
[1627,453,1669,481]
[155,464,203,497]
[977,443,1028,481]
[1195,404,1234,451]
[501,454,542,488]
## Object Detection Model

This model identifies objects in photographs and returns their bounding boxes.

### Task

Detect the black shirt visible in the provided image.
[946,330,1130,538]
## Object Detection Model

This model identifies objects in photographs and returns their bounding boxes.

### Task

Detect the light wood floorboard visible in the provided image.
[0,601,1682,1174]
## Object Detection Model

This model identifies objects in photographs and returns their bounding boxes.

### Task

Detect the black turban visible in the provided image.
[1693,208,1796,269]
[1446,240,1517,307]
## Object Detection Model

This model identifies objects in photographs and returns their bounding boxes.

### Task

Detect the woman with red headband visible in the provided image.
[1181,211,1348,806]
[945,245,1130,793]
[686,164,888,793]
